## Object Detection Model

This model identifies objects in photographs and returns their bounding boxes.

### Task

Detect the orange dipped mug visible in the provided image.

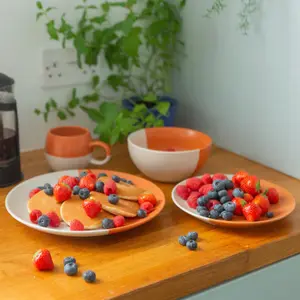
[45,126,111,171]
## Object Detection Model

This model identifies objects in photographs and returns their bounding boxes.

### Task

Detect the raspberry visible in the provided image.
[201,173,212,184]
[29,209,42,224]
[206,199,221,211]
[46,211,61,227]
[212,173,228,181]
[175,185,191,200]
[70,219,84,231]
[113,215,125,227]
[186,177,203,191]
[199,184,213,196]
[104,179,117,195]
[29,188,41,199]
[187,192,201,209]
[227,189,233,200]
[140,201,154,213]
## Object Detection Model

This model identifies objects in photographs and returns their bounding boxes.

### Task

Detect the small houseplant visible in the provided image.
[35,0,186,145]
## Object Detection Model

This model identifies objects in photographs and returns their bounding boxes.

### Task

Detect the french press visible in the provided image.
[0,73,22,187]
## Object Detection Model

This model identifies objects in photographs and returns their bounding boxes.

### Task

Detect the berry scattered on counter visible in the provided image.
[102,218,115,229]
[186,240,197,251]
[37,215,50,227]
[82,200,102,218]
[112,175,121,183]
[73,185,80,195]
[29,188,41,198]
[30,209,42,224]
[104,179,117,196]
[187,232,198,241]
[64,262,78,276]
[46,211,61,228]
[97,172,107,178]
[70,219,84,231]
[113,215,125,227]
[33,249,54,271]
[178,236,188,246]
[79,188,90,200]
[108,194,119,205]
[137,209,147,218]
[63,256,76,266]
[266,211,274,218]
[83,270,96,283]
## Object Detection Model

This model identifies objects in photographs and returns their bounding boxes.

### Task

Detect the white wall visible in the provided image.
[174,0,300,178]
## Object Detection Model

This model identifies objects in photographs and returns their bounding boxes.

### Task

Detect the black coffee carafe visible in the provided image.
[0,73,22,187]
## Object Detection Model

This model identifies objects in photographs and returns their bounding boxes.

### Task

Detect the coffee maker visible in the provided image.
[0,73,22,187]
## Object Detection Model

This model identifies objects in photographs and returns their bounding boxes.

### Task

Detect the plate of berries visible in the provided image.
[172,172,296,228]
[5,169,165,237]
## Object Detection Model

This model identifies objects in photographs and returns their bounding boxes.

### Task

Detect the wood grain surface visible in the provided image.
[0,144,299,300]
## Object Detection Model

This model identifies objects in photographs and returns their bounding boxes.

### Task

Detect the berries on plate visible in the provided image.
[104,179,117,196]
[197,209,209,217]
[187,192,201,209]
[232,197,247,216]
[53,183,72,203]
[46,211,60,228]
[212,173,227,181]
[138,192,157,206]
[220,211,233,221]
[79,175,96,191]
[112,175,121,183]
[70,219,84,231]
[95,181,104,193]
[178,236,188,246]
[113,215,125,227]
[244,193,254,203]
[37,215,50,227]
[175,185,190,200]
[108,194,119,205]
[199,184,213,195]
[140,201,154,213]
[73,185,80,195]
[83,270,96,283]
[82,200,102,218]
[242,202,262,222]
[64,256,76,265]
[266,188,279,204]
[44,185,53,196]
[64,262,78,276]
[86,172,97,181]
[98,172,107,178]
[186,240,197,250]
[225,180,234,190]
[187,231,198,241]
[209,209,219,219]
[80,171,88,178]
[137,209,147,218]
[197,195,209,206]
[240,175,261,197]
[186,177,203,191]
[266,211,274,218]
[79,188,90,200]
[220,195,231,204]
[58,176,79,189]
[33,249,54,271]
[232,188,244,198]
[232,171,248,187]
[212,180,226,192]
[102,218,115,229]
[213,204,224,214]
[29,188,41,199]
[223,201,236,213]
[201,173,213,184]
[252,194,270,215]
[29,209,42,224]
[207,190,218,200]
[218,190,228,198]
[206,199,220,211]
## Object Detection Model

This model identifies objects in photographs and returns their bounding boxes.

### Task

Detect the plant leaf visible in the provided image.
[65,108,75,117]
[92,75,100,88]
[155,101,170,116]
[75,5,84,9]
[46,7,56,13]
[179,0,186,9]
[34,109,41,115]
[68,97,79,109]
[74,35,88,54]
[154,119,164,127]
[45,102,51,112]
[90,15,106,25]
[122,27,141,57]
[133,103,147,114]
[57,110,67,120]
[99,102,119,124]
[80,106,103,123]
[36,12,44,21]
[83,93,99,103]
[49,98,57,109]
[102,2,110,12]
[110,127,120,145]
[47,20,59,40]
[115,12,136,35]
[107,74,123,91]
[43,112,48,122]
[143,93,157,102]
[36,1,43,10]
[88,5,97,9]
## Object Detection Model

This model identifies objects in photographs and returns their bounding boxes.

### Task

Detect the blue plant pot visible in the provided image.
[122,96,177,127]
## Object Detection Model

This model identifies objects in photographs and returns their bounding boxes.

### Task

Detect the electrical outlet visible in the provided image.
[41,48,97,88]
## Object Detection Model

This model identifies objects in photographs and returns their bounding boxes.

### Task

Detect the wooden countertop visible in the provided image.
[0,144,299,300]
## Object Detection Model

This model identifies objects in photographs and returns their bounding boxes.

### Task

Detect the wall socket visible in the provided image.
[41,48,97,89]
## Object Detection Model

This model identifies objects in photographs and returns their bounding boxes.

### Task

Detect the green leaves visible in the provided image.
[122,27,141,57]
[143,93,157,102]
[83,93,99,103]
[102,2,110,13]
[80,106,103,123]
[36,1,43,10]
[34,108,41,115]
[92,75,100,88]
[155,101,170,116]
[57,110,67,120]
[47,20,59,40]
[74,35,87,54]
[107,74,123,91]
[91,15,106,25]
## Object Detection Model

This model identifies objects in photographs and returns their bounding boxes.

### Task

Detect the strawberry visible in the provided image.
[82,200,102,218]
[86,172,97,181]
[201,173,213,184]
[113,215,125,227]
[244,193,254,203]
[212,173,228,181]
[266,188,279,204]
[29,209,42,224]
[140,201,154,213]
[187,192,201,209]
[252,194,270,215]
[58,176,78,189]
[33,249,54,271]
[138,192,157,206]
[232,197,247,216]
[79,175,96,191]
[175,185,191,200]
[242,202,262,222]
[53,183,72,203]
[70,219,84,231]
[199,184,213,196]
[29,188,41,199]
[186,177,203,191]
[46,211,61,228]
[206,199,221,211]
[232,171,248,187]
[240,175,260,196]
[104,179,117,196]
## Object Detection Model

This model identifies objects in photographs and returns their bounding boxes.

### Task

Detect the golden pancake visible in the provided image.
[90,192,139,218]
[27,190,62,220]
[60,196,113,230]
[99,176,145,201]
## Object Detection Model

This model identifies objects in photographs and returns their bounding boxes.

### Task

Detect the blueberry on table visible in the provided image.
[108,194,119,205]
[112,175,121,183]
[95,181,104,193]
[63,256,76,266]
[64,262,78,276]
[232,188,244,198]
[186,240,197,251]
[198,209,209,217]
[80,171,88,178]
[266,212,274,218]
[37,215,50,227]
[187,232,198,241]
[79,188,90,200]
[209,210,220,219]
[220,195,231,204]
[223,201,236,212]
[102,218,115,229]
[137,209,147,218]
[220,211,233,221]
[97,173,107,178]
[44,186,53,196]
[83,270,96,283]
[197,195,209,206]
[178,236,188,246]
[207,191,218,200]
[73,185,80,195]
[214,204,224,214]
[225,180,234,190]
[218,190,228,198]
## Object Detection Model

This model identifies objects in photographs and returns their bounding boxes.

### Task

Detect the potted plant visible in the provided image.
[34,0,186,145]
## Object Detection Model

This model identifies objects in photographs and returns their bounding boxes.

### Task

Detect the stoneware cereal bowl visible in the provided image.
[128,127,212,183]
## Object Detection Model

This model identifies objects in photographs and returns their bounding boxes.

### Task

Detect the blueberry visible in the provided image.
[178,236,188,246]
[220,211,233,221]
[120,178,127,183]
[186,240,197,250]
[80,171,88,178]
[97,173,107,178]
[44,186,53,196]
[108,194,119,205]
[266,212,274,218]
[198,209,209,217]
[37,215,50,227]
[213,180,226,192]
[207,191,218,200]
[95,181,104,193]
[83,270,96,283]
[75,176,80,183]
[187,232,198,241]
[220,195,231,204]
[232,188,244,198]
[223,201,236,212]
[196,205,207,213]
[102,218,115,229]
[73,185,80,195]
[214,204,224,213]
[44,183,52,189]
[209,209,220,219]
[197,195,209,206]
[137,209,147,218]
[127,180,133,185]
[225,180,234,190]
[63,256,76,266]
[112,175,121,183]
[38,186,45,190]
[218,190,228,198]
[79,188,90,200]
[64,262,78,276]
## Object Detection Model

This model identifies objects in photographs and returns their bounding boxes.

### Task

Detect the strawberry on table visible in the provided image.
[29,188,41,199]
[58,176,79,189]
[53,183,72,203]
[186,177,203,191]
[33,249,54,271]
[82,200,102,218]
[212,173,228,181]
[187,192,201,209]
[138,192,157,206]
[232,197,247,216]
[266,188,279,204]
[242,202,262,222]
[252,194,270,215]
[240,175,261,197]
[175,185,191,200]
[244,193,254,203]
[79,175,96,191]
[201,173,213,184]
[232,171,248,187]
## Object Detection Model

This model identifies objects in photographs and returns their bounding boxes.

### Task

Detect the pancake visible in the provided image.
[27,190,62,220]
[99,176,145,201]
[60,196,113,230]
[90,192,139,218]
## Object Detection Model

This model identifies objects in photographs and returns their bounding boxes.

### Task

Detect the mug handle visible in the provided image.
[89,140,111,166]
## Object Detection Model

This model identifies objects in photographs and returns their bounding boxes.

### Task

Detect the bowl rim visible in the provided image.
[127,127,212,154]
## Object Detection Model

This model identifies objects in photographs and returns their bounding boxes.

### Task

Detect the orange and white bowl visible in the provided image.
[128,127,212,183]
